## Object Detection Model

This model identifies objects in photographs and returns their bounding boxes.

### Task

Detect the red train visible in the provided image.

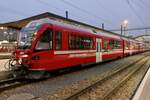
[9,18,150,79]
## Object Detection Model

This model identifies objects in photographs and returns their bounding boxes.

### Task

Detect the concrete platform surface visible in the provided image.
[0,53,11,56]
[133,67,150,100]
[0,53,11,59]
[0,59,9,71]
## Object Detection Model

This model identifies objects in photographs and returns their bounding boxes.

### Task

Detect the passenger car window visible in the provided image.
[35,29,52,50]
[68,34,93,49]
[55,31,62,50]
[69,34,76,49]
[109,40,120,49]
[104,40,108,51]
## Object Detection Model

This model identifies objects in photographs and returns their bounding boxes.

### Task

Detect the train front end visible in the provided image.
[9,20,49,79]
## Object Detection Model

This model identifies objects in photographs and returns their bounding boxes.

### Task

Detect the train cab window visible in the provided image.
[35,29,52,50]
[55,31,62,50]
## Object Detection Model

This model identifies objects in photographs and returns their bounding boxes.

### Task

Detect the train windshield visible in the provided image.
[18,22,41,49]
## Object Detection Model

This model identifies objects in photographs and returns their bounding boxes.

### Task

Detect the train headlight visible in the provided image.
[18,54,30,64]
[18,58,22,64]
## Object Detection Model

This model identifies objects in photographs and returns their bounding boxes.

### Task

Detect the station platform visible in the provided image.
[0,59,9,71]
[133,66,150,100]
[0,53,11,59]
[0,57,11,80]
[0,53,11,71]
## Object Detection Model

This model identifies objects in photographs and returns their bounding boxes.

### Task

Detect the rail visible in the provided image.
[65,55,149,100]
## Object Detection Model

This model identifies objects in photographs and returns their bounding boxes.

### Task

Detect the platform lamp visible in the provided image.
[122,20,128,36]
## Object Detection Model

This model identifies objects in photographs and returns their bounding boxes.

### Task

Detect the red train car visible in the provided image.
[9,18,149,79]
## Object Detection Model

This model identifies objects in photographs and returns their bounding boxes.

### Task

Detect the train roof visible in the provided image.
[26,18,122,40]
[26,18,94,34]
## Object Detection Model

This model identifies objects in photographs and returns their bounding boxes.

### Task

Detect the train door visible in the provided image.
[31,28,54,69]
[96,38,102,63]
[123,40,125,57]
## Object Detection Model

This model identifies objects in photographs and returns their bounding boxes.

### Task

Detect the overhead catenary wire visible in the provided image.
[0,0,149,36]
[36,0,89,20]
[140,0,150,9]
[95,0,122,18]
[60,0,114,25]
[126,0,146,26]
[132,0,150,24]
[109,26,150,31]
[36,0,100,25]
[131,0,150,14]
[133,0,150,24]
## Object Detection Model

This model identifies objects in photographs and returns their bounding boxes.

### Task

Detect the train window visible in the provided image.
[68,34,71,49]
[76,36,93,49]
[55,31,62,50]
[76,36,80,49]
[69,34,76,49]
[79,36,84,49]
[35,29,52,50]
[125,42,130,49]
[84,37,93,49]
[68,34,93,49]
[109,40,120,49]
[109,40,114,49]
[114,41,120,49]
[73,35,76,49]
[103,40,108,51]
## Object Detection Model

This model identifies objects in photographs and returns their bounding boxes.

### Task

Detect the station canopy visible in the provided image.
[0,12,105,31]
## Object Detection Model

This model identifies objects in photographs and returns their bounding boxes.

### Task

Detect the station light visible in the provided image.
[0,27,4,30]
[123,20,128,27]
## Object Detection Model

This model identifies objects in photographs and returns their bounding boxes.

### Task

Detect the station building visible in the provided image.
[135,35,150,44]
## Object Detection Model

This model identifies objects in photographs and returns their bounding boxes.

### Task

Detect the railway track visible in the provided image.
[102,57,150,100]
[0,78,27,93]
[0,52,149,99]
[0,71,13,80]
[65,55,150,100]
